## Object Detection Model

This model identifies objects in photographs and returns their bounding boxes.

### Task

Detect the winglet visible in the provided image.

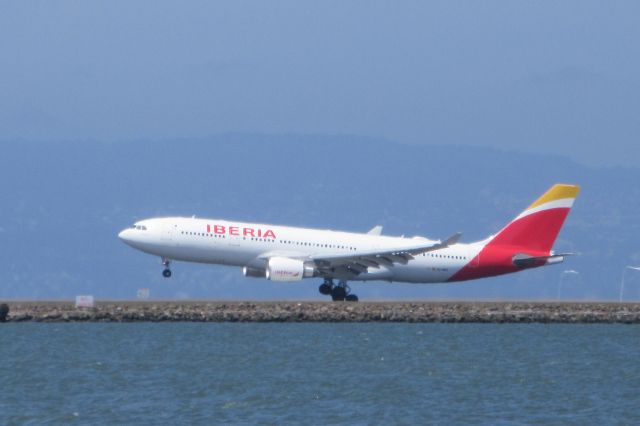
[442,232,462,246]
[430,232,462,251]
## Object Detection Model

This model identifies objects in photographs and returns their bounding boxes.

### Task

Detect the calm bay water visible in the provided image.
[0,323,638,425]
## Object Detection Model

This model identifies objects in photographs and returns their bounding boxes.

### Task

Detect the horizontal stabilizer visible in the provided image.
[512,252,574,268]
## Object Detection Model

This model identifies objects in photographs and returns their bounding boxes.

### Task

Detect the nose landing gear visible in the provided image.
[318,279,358,302]
[162,258,172,278]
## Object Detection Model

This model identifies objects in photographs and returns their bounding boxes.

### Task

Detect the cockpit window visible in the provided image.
[132,225,147,231]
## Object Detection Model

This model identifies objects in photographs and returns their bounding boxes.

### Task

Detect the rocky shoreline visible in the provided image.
[2,301,640,323]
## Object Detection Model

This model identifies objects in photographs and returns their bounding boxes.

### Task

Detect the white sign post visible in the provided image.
[75,295,95,309]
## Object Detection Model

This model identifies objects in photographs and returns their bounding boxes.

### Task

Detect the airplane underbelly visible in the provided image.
[355,261,464,284]
[157,244,231,265]
[391,266,459,283]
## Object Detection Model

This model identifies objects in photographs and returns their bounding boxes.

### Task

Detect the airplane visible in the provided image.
[118,183,580,301]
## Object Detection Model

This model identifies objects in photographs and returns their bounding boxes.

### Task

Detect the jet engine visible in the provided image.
[265,257,315,282]
[242,266,267,278]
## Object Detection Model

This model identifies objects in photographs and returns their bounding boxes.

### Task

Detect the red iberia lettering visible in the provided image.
[206,223,276,239]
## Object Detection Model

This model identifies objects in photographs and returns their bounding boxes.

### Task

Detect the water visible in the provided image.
[0,324,638,425]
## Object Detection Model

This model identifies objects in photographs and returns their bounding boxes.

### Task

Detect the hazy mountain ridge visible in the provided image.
[1,135,638,300]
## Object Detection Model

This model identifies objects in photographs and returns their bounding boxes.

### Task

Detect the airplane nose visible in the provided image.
[118,229,132,242]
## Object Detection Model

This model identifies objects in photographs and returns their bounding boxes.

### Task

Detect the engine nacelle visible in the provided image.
[243,266,267,278]
[266,257,315,282]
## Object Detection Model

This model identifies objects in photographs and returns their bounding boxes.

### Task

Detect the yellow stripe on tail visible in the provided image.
[527,184,581,211]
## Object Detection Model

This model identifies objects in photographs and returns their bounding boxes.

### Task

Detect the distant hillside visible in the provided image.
[1,135,639,300]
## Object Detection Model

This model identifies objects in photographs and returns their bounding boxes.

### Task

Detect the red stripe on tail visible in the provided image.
[449,206,573,282]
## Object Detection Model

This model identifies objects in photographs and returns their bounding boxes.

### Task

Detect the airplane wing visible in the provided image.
[310,232,461,277]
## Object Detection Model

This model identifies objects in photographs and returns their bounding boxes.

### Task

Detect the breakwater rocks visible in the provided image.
[3,301,640,323]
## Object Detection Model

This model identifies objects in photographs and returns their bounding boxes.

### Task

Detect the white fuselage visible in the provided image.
[118,184,580,295]
[119,217,481,283]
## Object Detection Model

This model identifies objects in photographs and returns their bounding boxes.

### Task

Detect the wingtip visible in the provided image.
[446,232,462,245]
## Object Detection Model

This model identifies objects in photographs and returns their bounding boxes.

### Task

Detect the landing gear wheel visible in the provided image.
[319,279,334,296]
[161,258,172,278]
[319,283,332,295]
[320,279,358,301]
[331,286,347,301]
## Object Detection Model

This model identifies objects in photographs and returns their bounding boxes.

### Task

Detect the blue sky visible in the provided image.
[1,2,640,300]
[1,1,639,166]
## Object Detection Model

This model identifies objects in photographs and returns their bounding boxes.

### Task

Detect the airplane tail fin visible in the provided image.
[487,184,580,253]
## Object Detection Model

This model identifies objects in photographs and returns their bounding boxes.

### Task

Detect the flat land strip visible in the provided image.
[2,301,640,323]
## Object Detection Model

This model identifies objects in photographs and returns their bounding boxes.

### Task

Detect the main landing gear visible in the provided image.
[318,279,358,302]
[162,258,172,278]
